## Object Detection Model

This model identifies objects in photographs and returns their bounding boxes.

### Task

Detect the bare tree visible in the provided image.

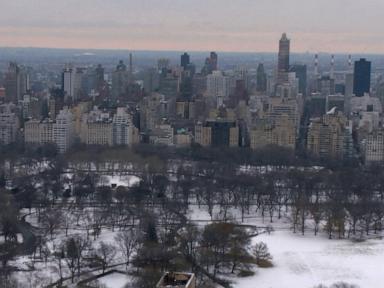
[253,242,272,267]
[64,235,90,283]
[115,228,140,269]
[95,241,116,273]
[41,208,63,240]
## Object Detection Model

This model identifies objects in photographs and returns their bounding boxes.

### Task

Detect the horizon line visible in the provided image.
[0,45,383,56]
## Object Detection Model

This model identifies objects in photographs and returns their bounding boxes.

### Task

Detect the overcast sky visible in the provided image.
[1,0,383,53]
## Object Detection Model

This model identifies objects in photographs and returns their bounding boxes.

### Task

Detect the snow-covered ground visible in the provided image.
[11,197,384,288]
[187,204,384,288]
[99,175,140,187]
[236,231,383,288]
[97,272,131,288]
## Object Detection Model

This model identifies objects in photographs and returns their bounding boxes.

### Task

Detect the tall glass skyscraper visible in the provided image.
[353,58,371,97]
[180,52,190,69]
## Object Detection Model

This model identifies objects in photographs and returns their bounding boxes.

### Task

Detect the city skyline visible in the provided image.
[1,0,384,54]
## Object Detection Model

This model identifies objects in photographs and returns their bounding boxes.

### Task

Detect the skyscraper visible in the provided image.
[289,64,307,96]
[210,52,218,71]
[112,60,129,100]
[95,64,105,92]
[353,58,371,97]
[181,53,190,69]
[53,108,74,153]
[256,63,267,93]
[277,33,290,84]
[207,71,230,107]
[62,66,75,102]
[4,62,29,103]
[201,52,218,75]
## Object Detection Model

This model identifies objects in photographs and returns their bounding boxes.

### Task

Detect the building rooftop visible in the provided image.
[156,272,195,288]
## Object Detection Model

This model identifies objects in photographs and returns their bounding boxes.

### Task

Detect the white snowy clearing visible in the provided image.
[235,231,384,288]
[99,174,140,187]
[97,272,132,288]
[187,205,384,288]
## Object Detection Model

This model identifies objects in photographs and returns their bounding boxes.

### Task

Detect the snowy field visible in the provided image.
[187,205,384,288]
[97,272,132,288]
[235,231,384,288]
[10,198,384,288]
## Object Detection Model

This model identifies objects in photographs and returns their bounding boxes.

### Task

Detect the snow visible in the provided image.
[97,272,131,288]
[235,231,384,288]
[99,175,140,187]
[187,203,384,288]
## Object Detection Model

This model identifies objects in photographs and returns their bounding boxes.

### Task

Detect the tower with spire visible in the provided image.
[129,53,133,84]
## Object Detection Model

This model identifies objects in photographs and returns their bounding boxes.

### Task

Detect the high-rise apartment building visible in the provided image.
[24,119,54,145]
[113,107,139,146]
[207,71,230,107]
[365,129,384,164]
[250,114,296,150]
[53,108,74,153]
[4,62,29,103]
[0,104,19,145]
[80,107,113,146]
[62,66,76,102]
[307,111,348,159]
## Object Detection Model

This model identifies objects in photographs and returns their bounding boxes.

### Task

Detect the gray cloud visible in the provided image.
[1,0,384,52]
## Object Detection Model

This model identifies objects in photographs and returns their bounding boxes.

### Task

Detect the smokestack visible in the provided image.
[330,54,335,79]
[314,54,319,77]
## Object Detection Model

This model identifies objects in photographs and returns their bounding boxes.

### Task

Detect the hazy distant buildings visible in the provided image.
[353,58,371,97]
[143,68,160,93]
[157,58,170,72]
[317,76,335,96]
[159,70,180,100]
[202,52,218,75]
